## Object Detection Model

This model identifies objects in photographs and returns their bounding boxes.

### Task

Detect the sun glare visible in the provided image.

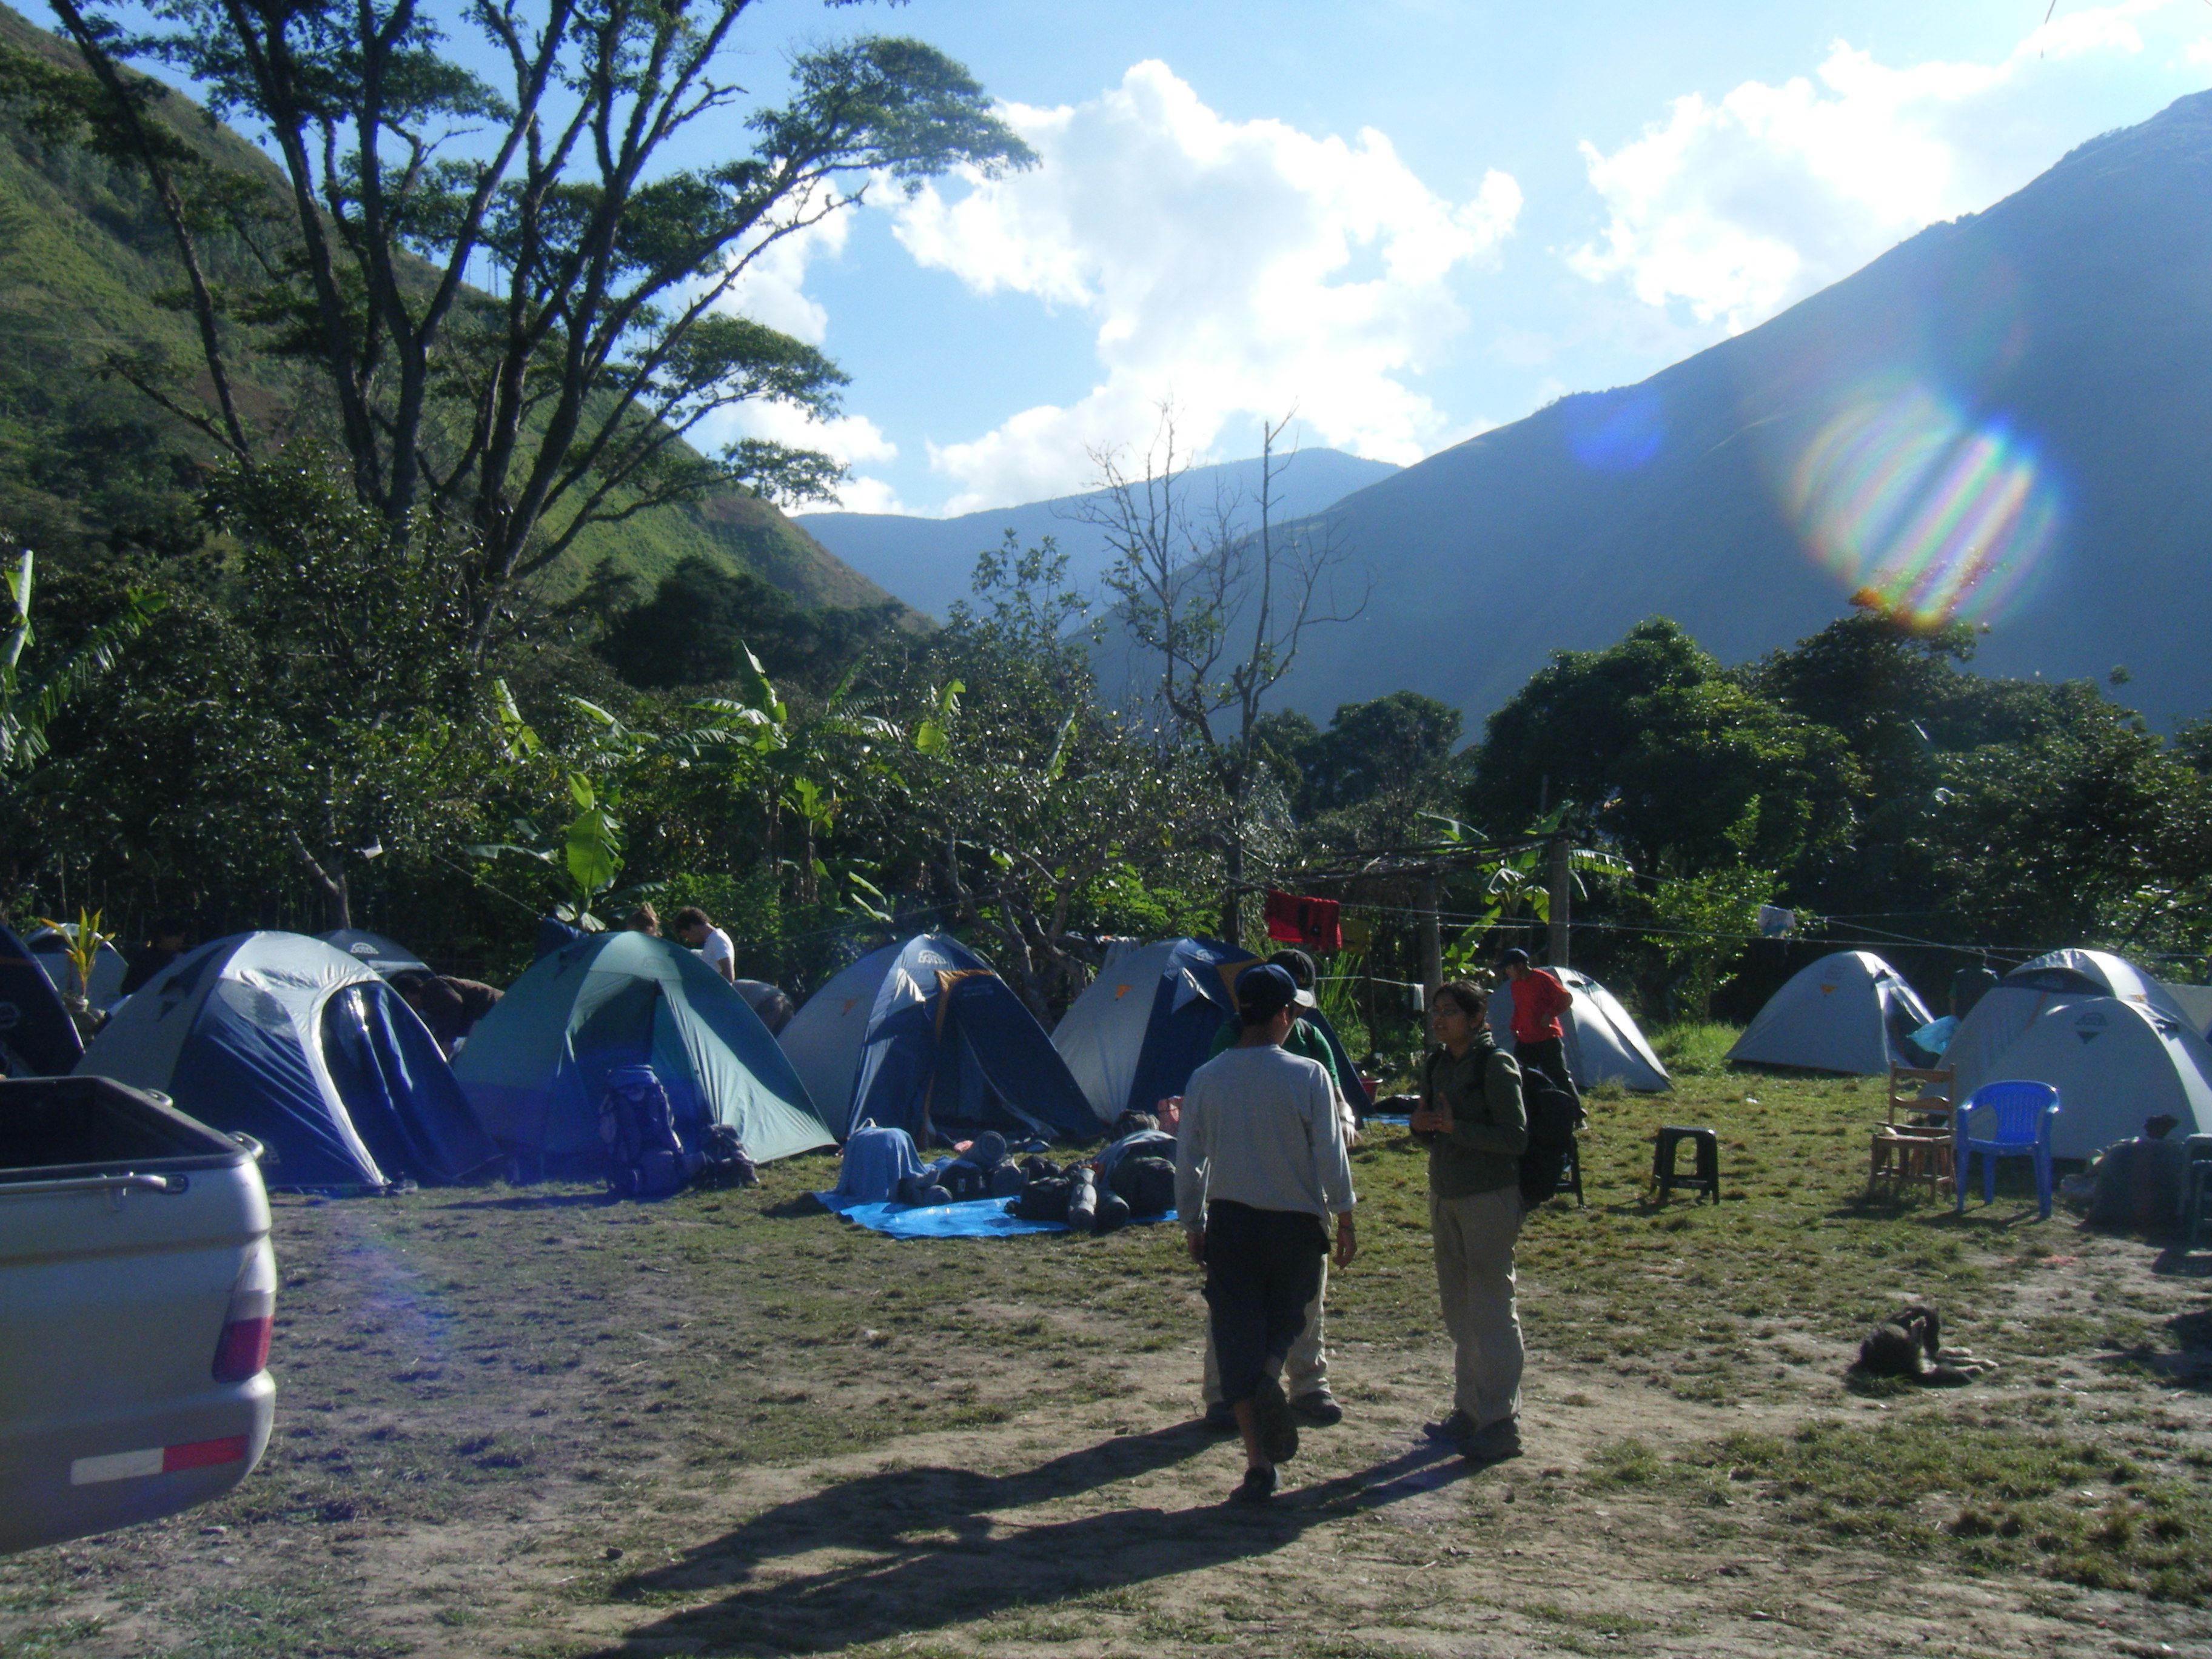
[1787,386,2060,629]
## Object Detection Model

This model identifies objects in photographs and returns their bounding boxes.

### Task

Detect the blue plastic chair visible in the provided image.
[1954,1081,2060,1219]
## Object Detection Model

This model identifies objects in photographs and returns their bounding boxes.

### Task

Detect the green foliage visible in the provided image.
[1,546,163,774]
[588,555,903,695]
[1643,800,1778,1020]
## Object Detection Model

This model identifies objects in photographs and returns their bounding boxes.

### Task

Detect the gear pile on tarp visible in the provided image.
[817,1121,1178,1239]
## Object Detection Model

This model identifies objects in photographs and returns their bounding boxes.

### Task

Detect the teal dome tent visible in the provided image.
[453,931,833,1173]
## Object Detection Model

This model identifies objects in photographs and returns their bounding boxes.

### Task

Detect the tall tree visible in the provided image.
[1088,409,1366,934]
[34,0,1031,648]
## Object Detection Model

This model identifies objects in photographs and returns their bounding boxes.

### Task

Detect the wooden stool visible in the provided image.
[1652,1125,1719,1204]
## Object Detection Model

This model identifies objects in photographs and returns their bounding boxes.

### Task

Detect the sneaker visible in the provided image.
[1457,1417,1523,1464]
[1251,1378,1300,1464]
[1423,1409,1478,1444]
[1228,1465,1278,1506]
[1201,1401,1238,1433]
[1289,1389,1343,1427]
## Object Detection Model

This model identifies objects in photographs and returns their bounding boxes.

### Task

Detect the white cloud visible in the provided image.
[886,61,1520,511]
[1570,2,2174,330]
[695,396,904,514]
[720,190,852,346]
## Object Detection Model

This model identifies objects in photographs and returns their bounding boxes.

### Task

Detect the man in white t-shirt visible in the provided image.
[670,907,736,982]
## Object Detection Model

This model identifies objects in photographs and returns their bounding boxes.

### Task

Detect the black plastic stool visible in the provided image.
[1651,1125,1720,1204]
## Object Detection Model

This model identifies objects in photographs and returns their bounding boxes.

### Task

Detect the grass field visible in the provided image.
[5,1028,2211,1656]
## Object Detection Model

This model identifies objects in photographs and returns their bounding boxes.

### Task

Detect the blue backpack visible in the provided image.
[597,1065,701,1199]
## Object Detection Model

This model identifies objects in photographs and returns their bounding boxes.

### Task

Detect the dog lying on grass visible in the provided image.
[1854,1305,2000,1387]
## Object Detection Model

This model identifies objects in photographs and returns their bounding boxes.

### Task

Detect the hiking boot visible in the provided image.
[1423,1409,1478,1445]
[1228,1464,1278,1506]
[1202,1401,1239,1433]
[1251,1378,1300,1465]
[1289,1388,1343,1427]
[1456,1416,1523,1464]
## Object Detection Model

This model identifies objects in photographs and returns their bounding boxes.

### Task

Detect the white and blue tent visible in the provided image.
[1726,950,1934,1075]
[1966,996,2211,1160]
[783,934,1097,1144]
[1948,949,2195,1100]
[453,931,833,1173]
[76,932,496,1188]
[1492,968,1671,1091]
[319,928,429,980]
[1051,938,1258,1125]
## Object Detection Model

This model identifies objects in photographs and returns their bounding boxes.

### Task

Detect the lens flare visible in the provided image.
[1561,387,1665,473]
[1788,387,2059,628]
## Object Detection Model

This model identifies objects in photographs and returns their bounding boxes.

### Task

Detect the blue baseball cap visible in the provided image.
[1235,962,1299,1019]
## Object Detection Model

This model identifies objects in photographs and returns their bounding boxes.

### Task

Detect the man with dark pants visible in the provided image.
[1176,964,1358,1505]
[1199,947,1358,1429]
[1496,948,1578,1105]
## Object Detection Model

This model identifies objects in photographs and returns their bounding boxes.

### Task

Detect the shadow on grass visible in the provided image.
[596,1427,1469,1655]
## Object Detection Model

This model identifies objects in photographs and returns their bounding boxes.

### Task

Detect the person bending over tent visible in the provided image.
[1176,964,1357,1506]
[1199,947,1358,1430]
[671,907,737,983]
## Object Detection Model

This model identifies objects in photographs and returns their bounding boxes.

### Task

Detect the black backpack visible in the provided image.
[1108,1154,1178,1217]
[1515,1055,1581,1205]
[597,1066,701,1199]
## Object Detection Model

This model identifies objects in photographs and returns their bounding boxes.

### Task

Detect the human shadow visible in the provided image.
[595,1430,1472,1655]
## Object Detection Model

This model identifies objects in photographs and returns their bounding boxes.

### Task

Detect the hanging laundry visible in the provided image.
[1264,889,1343,952]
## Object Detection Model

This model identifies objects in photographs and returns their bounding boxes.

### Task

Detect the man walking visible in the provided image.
[1495,948,1577,1103]
[1176,964,1358,1506]
[1413,980,1528,1463]
[1198,947,1358,1429]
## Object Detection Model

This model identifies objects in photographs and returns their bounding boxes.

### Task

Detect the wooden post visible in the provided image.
[1547,834,1571,968]
[1419,871,1443,1000]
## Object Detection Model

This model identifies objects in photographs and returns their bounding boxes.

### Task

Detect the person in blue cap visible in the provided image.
[1175,962,1358,1505]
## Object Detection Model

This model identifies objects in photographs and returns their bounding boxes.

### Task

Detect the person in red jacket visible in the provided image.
[1495,948,1578,1105]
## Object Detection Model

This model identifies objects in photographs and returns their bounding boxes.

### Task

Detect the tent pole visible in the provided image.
[1548,834,1572,970]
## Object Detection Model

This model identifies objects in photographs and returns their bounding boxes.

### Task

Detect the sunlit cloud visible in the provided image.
[886,60,1520,511]
[1570,4,2177,331]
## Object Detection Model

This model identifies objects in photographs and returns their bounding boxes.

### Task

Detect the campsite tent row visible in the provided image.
[1727,946,2212,1160]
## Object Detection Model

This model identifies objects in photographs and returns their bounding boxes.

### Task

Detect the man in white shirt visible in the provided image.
[1175,963,1357,1505]
[670,907,736,982]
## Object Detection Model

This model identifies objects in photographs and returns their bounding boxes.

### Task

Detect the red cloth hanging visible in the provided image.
[1264,889,1342,952]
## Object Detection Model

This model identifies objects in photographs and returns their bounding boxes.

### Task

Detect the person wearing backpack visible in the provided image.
[1411,979,1528,1464]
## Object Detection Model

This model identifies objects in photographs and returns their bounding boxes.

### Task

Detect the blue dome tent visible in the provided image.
[75,932,497,1188]
[452,931,833,1174]
[0,923,83,1076]
[838,934,1099,1145]
[319,928,429,980]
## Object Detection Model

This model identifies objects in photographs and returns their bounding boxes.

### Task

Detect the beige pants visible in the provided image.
[1430,1186,1524,1429]
[1202,1259,1327,1404]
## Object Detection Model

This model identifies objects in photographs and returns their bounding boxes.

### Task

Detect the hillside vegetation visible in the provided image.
[0,1,891,612]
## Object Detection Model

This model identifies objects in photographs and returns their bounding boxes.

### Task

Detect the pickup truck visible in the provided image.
[0,1076,275,1554]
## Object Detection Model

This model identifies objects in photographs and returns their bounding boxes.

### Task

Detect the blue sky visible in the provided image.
[694,0,2210,516]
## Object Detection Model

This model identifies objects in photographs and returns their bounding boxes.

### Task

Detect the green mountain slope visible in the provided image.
[0,1,895,613]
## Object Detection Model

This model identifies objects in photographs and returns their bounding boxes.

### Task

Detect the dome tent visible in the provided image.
[76,932,495,1188]
[319,928,429,980]
[1726,950,1934,1075]
[1948,949,2193,1099]
[0,923,82,1076]
[1492,968,1670,1091]
[1051,938,1259,1124]
[1969,996,2211,1160]
[778,942,903,1134]
[785,934,1096,1144]
[27,925,127,1012]
[453,931,832,1173]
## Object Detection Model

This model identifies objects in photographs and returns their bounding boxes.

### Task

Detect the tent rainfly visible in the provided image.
[453,931,833,1173]
[1965,996,2211,1160]
[319,929,431,980]
[1726,950,1934,1075]
[1492,968,1670,1091]
[1051,938,1258,1125]
[76,931,497,1188]
[27,926,127,1012]
[0,923,84,1077]
[1948,949,2195,1100]
[784,934,1096,1144]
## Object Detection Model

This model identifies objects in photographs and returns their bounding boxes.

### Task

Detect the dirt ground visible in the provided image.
[8,1071,2212,1658]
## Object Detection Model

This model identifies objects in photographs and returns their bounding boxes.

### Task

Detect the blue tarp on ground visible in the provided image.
[815,1190,1178,1239]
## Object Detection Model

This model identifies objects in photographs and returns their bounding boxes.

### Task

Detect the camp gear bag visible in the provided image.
[597,1065,701,1199]
[695,1124,758,1188]
[837,1121,923,1204]
[1517,1057,1581,1204]
[1108,1153,1177,1217]
[1066,1165,1098,1232]
[1013,1176,1073,1221]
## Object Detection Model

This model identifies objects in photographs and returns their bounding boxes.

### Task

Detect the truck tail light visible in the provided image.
[212,1240,276,1384]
